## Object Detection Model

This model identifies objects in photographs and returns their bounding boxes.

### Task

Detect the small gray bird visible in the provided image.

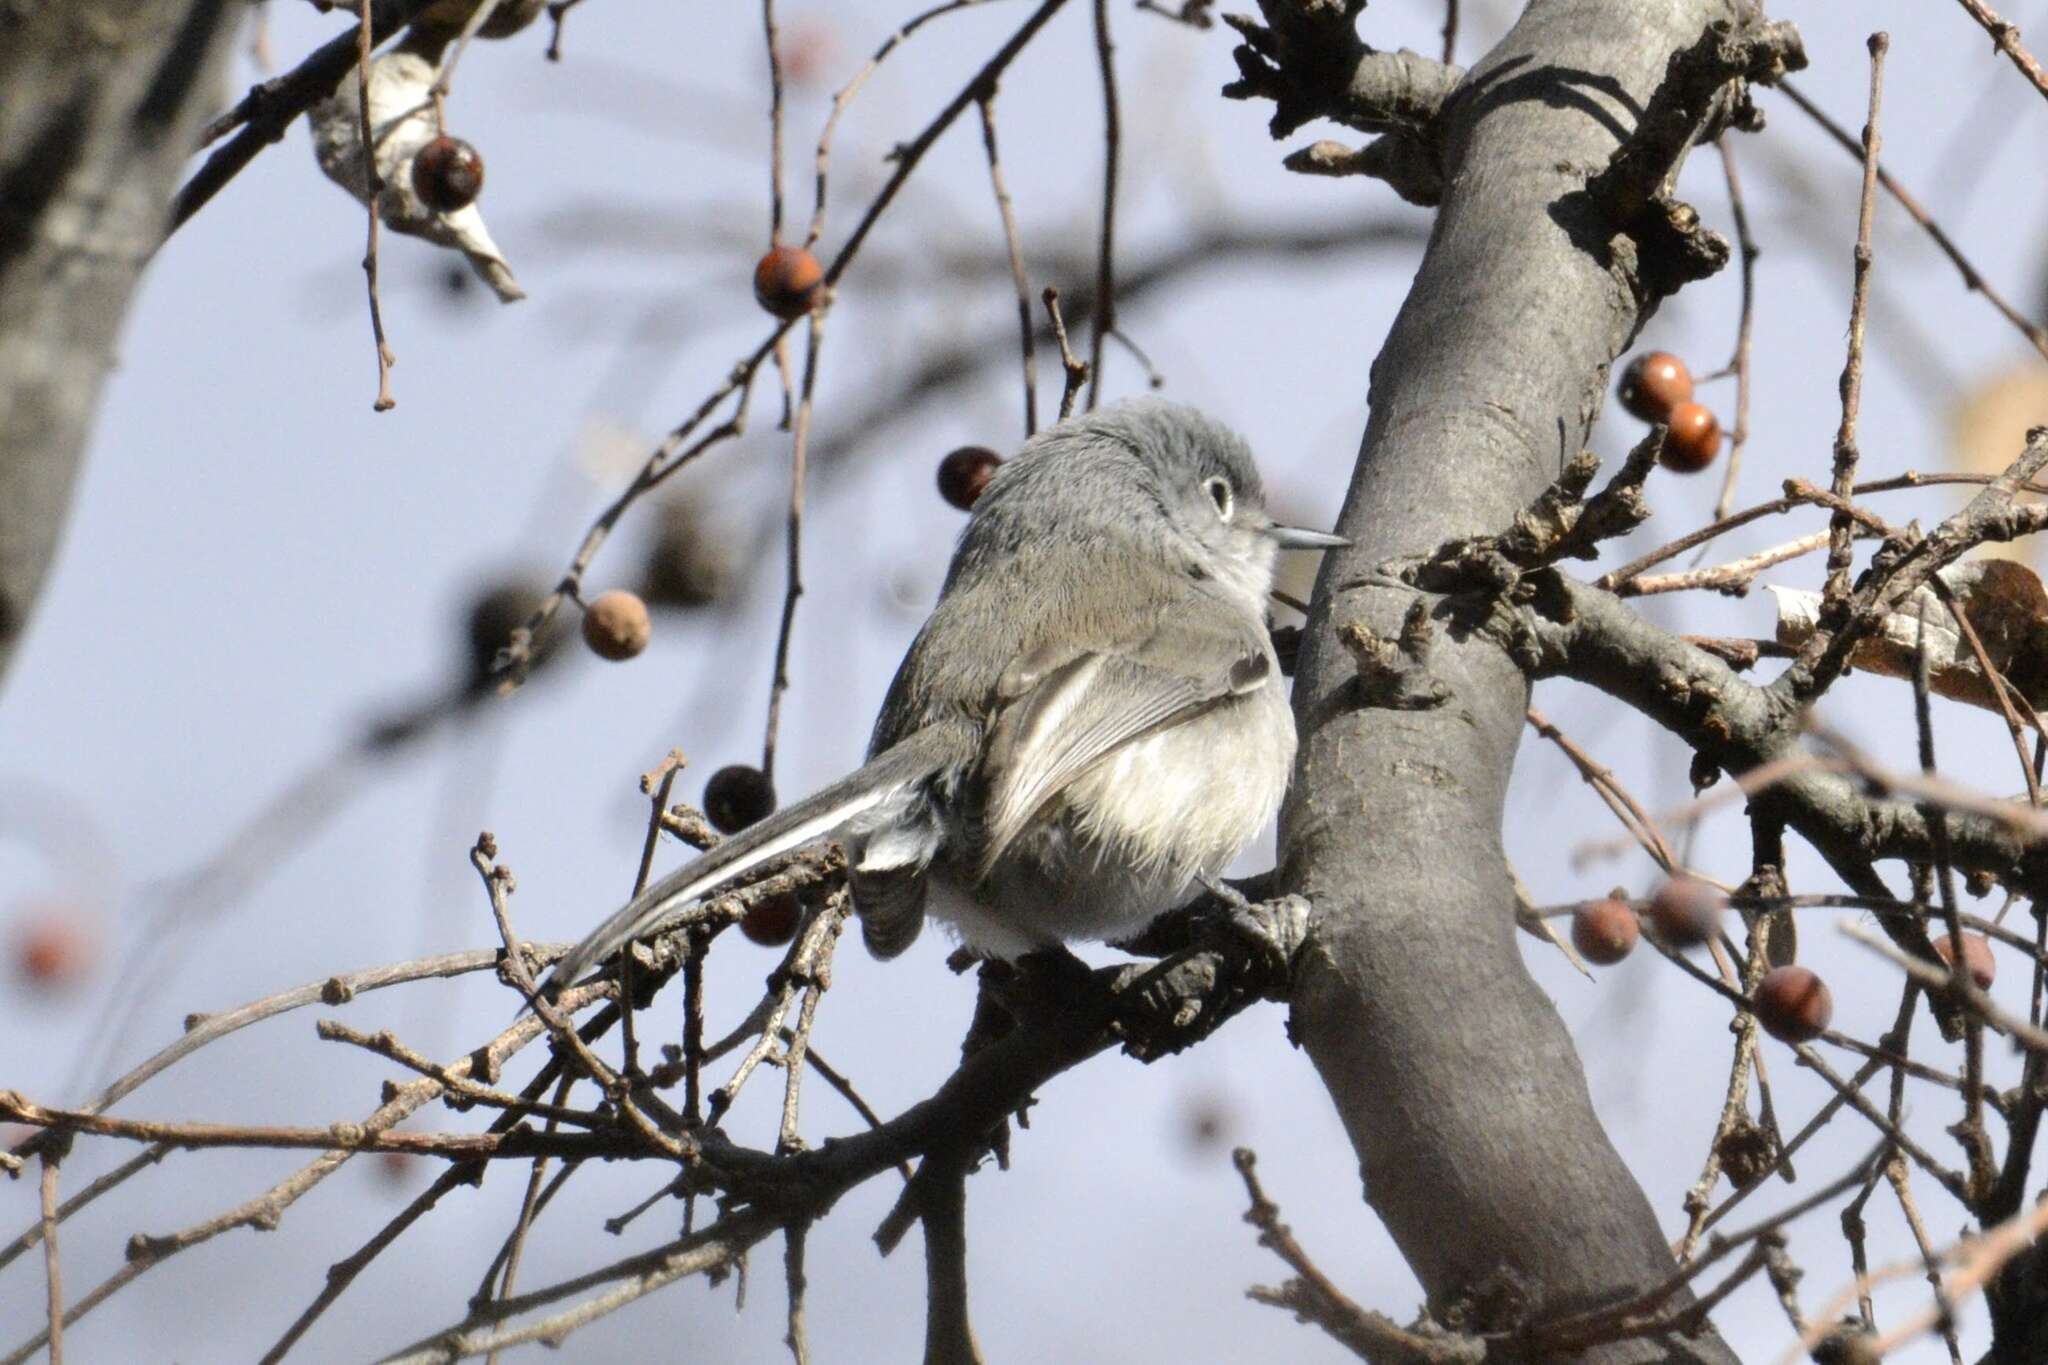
[549,401,1340,987]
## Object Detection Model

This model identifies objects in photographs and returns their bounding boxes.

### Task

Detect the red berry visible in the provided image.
[581,590,651,662]
[1570,898,1640,966]
[412,136,485,213]
[740,891,801,946]
[704,765,776,834]
[1658,402,1722,473]
[1647,877,1722,947]
[1755,965,1833,1043]
[1617,351,1694,422]
[11,909,91,990]
[937,446,1003,511]
[1932,931,1996,990]
[753,246,824,320]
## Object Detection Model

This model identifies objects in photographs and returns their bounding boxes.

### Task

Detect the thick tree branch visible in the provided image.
[1276,2,1776,1358]
[0,0,244,688]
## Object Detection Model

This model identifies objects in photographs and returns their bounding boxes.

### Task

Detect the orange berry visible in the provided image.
[1617,351,1694,422]
[1755,965,1833,1043]
[753,246,824,320]
[1570,898,1640,966]
[1658,402,1722,473]
[11,910,91,990]
[1932,931,1996,990]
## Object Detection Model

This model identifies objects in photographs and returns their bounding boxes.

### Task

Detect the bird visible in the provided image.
[546,400,1341,993]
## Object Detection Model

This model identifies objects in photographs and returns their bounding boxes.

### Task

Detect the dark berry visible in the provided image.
[704,765,776,834]
[740,891,801,946]
[412,135,485,213]
[937,446,1002,511]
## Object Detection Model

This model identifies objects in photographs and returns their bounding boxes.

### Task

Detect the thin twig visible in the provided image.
[356,0,397,411]
[39,1153,62,1365]
[1044,287,1088,422]
[1950,0,2048,103]
[976,94,1038,437]
[1707,136,1758,520]
[1823,33,1887,611]
[1776,81,2048,361]
[764,0,787,242]
[1085,0,1119,411]
[762,309,826,783]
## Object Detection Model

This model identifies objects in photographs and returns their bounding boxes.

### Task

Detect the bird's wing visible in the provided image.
[971,609,1275,880]
[545,724,968,993]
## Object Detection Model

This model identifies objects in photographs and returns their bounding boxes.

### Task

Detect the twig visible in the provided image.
[784,1223,812,1365]
[423,0,505,126]
[1950,0,2048,103]
[1526,708,1677,872]
[1085,0,1119,411]
[761,309,826,783]
[764,0,787,242]
[1044,287,1088,422]
[543,0,585,61]
[1621,531,1830,599]
[1707,137,1756,520]
[976,94,1038,437]
[1886,1161,1964,1365]
[39,1153,62,1365]
[1821,34,1886,609]
[1839,922,2048,1052]
[356,0,397,412]
[170,0,443,233]
[1776,81,2048,361]
[1232,1148,1473,1362]
[1440,0,1458,63]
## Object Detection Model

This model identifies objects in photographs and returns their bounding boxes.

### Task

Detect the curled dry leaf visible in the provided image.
[1768,559,2048,712]
[308,48,525,303]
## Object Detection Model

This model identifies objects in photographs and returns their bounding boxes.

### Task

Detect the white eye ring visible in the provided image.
[1206,477,1233,520]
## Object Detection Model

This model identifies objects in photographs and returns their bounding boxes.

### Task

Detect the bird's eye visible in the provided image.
[1206,477,1233,519]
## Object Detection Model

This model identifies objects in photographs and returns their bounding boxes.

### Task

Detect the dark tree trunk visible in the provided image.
[0,0,243,687]
[1282,2,1746,1358]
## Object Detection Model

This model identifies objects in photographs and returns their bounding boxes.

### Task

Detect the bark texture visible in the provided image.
[1281,2,1745,1358]
[0,0,243,688]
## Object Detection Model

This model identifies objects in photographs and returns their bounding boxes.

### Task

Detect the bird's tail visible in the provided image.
[544,727,960,993]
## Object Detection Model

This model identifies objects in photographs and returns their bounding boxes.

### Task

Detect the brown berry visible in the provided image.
[411,136,485,213]
[375,1150,416,1185]
[937,446,1003,511]
[1658,402,1722,473]
[1617,351,1694,422]
[704,765,776,834]
[740,891,802,946]
[11,910,91,990]
[1647,877,1723,947]
[1570,898,1640,966]
[581,590,651,662]
[753,245,824,320]
[1755,965,1833,1043]
[1932,931,1996,990]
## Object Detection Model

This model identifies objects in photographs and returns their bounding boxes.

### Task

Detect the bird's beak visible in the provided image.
[1266,524,1349,550]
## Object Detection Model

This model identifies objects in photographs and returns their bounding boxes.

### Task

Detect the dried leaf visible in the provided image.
[1768,559,2048,711]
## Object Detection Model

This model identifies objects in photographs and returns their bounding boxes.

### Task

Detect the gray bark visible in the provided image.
[1281,1,1746,1357]
[0,0,243,688]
